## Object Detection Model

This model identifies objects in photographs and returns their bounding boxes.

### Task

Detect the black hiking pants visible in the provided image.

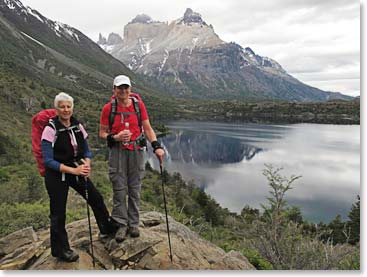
[45,169,111,257]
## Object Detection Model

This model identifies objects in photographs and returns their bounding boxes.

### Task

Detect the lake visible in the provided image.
[147,121,360,223]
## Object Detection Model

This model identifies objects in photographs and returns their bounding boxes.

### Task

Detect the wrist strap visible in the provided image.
[151,140,163,153]
[107,134,115,143]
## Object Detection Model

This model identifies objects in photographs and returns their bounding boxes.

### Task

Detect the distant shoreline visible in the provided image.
[155,99,360,125]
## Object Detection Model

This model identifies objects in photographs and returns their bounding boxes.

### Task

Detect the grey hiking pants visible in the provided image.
[108,145,146,227]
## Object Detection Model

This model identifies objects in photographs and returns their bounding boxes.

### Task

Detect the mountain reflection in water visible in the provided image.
[161,131,263,164]
[146,121,359,223]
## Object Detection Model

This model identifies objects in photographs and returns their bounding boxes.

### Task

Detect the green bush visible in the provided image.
[242,248,273,270]
[244,164,360,270]
[0,201,49,237]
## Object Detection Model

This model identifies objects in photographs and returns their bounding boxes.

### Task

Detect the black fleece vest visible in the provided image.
[49,116,86,165]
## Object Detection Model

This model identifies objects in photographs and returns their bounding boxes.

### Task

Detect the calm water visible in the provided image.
[147,121,360,223]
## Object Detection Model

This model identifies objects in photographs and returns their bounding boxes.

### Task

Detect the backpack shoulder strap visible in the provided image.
[108,96,142,133]
[48,118,58,147]
[130,96,142,133]
[109,98,118,132]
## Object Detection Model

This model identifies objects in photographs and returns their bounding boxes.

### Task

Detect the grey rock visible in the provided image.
[129,14,155,25]
[0,227,38,257]
[0,211,255,270]
[97,33,107,45]
[107,32,123,45]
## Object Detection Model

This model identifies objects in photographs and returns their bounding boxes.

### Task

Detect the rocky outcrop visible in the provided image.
[0,211,255,270]
[106,32,123,45]
[97,33,107,45]
[129,14,155,25]
[180,8,207,25]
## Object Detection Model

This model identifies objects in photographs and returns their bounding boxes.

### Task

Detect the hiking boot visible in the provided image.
[129,226,140,238]
[98,232,110,240]
[115,225,128,243]
[55,249,79,262]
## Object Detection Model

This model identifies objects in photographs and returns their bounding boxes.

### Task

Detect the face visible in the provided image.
[56,100,73,121]
[113,84,131,101]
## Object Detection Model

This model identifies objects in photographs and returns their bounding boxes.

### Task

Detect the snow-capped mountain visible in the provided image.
[0,0,167,109]
[1,0,82,43]
[98,8,350,101]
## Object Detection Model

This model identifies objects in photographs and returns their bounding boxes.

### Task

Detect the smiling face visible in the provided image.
[113,84,131,102]
[56,100,73,121]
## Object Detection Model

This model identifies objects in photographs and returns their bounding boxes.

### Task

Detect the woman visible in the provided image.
[41,92,113,262]
[99,75,164,242]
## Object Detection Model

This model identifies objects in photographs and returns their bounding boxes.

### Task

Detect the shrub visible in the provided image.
[0,201,49,237]
[245,164,359,269]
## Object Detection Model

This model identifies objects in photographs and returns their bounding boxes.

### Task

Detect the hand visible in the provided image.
[81,159,91,177]
[114,130,132,142]
[155,148,165,164]
[73,164,90,177]
[121,130,132,143]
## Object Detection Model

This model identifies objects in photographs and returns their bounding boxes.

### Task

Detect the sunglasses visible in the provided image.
[116,84,130,90]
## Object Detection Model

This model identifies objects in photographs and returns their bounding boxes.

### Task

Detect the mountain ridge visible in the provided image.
[98,8,351,102]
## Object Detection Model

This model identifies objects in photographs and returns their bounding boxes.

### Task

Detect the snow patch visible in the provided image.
[128,55,139,70]
[138,38,154,55]
[4,0,23,10]
[52,21,80,41]
[26,7,44,23]
[5,0,15,9]
[190,37,198,54]
[158,49,169,76]
[52,22,62,37]
[146,39,153,54]
[20,31,46,47]
[100,44,116,52]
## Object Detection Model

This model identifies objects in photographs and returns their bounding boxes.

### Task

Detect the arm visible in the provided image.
[100,123,130,143]
[99,104,117,141]
[142,120,164,163]
[142,119,157,143]
[84,139,92,160]
[41,140,61,171]
[99,124,110,140]
[42,140,87,175]
[83,140,92,176]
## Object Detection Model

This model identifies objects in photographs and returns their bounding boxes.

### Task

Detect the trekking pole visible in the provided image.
[160,162,173,262]
[76,160,95,268]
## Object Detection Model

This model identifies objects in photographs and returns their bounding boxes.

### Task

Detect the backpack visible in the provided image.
[32,110,84,176]
[31,109,57,176]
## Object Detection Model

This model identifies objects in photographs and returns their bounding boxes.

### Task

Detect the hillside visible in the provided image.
[0,0,185,164]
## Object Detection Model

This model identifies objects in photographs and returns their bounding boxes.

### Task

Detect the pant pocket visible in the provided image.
[136,150,146,172]
[108,147,119,174]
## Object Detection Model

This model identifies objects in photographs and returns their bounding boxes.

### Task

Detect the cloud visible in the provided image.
[20,0,360,96]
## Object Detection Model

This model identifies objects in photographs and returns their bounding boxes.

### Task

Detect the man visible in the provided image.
[99,75,164,242]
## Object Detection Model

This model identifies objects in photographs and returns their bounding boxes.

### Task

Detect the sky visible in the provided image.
[20,0,361,97]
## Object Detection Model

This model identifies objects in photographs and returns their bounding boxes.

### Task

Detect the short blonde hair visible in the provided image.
[54,92,74,109]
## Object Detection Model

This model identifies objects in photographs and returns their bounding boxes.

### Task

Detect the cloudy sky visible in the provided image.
[21,0,360,97]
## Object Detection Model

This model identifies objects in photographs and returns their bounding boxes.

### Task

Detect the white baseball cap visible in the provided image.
[113,75,131,87]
